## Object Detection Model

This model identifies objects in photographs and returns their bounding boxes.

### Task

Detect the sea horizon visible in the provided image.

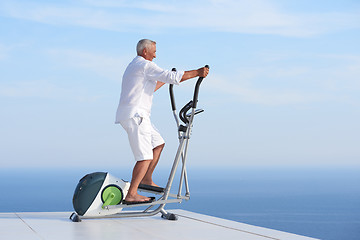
[1,166,359,240]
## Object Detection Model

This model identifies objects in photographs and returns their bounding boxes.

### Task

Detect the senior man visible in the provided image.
[115,39,209,204]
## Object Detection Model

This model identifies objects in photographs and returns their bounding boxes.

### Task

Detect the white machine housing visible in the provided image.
[83,173,130,217]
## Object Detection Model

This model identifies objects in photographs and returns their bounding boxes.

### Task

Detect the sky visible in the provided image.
[1,0,360,169]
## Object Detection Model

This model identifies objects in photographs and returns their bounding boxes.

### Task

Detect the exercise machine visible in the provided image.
[70,65,209,222]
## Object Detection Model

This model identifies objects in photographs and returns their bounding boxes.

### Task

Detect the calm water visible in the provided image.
[0,166,359,240]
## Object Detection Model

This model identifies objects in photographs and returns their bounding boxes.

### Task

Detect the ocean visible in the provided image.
[0,166,359,240]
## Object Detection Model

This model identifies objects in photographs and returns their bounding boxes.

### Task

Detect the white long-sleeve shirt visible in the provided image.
[115,56,184,123]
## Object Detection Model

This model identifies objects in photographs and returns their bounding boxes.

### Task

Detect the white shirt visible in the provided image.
[115,56,184,122]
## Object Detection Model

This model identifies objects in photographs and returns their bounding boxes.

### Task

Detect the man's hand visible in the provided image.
[181,66,210,82]
[197,67,209,78]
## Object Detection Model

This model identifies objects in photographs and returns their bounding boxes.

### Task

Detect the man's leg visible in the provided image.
[124,144,164,202]
[141,143,165,186]
[124,160,152,202]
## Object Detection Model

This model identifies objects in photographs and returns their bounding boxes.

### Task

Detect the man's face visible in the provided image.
[143,43,156,61]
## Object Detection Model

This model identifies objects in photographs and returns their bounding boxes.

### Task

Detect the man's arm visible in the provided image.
[154,67,209,92]
[181,67,209,82]
[154,81,165,92]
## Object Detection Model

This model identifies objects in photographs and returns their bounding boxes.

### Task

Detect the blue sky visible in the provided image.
[1,0,359,169]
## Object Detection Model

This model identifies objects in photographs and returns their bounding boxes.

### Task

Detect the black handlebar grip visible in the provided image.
[169,68,177,111]
[192,65,209,108]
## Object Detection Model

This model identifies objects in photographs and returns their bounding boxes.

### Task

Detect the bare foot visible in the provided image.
[140,180,159,187]
[124,193,150,202]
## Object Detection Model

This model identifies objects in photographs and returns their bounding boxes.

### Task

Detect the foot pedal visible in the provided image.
[138,184,164,193]
[122,197,155,205]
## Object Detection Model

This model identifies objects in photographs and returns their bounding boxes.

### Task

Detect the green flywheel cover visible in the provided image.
[101,185,123,208]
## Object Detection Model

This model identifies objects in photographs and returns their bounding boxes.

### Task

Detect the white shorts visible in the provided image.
[119,114,165,161]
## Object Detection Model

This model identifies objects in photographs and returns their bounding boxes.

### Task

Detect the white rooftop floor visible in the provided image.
[0,210,318,240]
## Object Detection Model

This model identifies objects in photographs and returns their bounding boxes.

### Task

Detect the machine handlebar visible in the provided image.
[192,65,209,108]
[169,68,177,111]
[169,65,209,111]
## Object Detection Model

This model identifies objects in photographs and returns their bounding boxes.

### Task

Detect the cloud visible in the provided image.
[206,53,360,106]
[47,49,130,81]
[207,75,320,105]
[83,0,175,13]
[0,43,10,60]
[1,0,359,37]
[0,49,131,101]
[0,80,102,102]
[318,54,360,91]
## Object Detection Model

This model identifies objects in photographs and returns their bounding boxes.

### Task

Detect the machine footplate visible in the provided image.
[138,184,165,193]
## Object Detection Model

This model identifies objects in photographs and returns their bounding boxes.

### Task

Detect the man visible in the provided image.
[115,39,209,204]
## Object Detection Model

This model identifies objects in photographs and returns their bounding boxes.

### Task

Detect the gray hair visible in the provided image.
[136,39,156,55]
